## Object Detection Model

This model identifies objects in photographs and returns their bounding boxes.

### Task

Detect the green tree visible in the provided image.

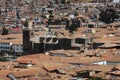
[24,20,29,27]
[99,8,119,24]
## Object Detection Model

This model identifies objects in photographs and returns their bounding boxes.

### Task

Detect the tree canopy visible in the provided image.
[99,8,119,24]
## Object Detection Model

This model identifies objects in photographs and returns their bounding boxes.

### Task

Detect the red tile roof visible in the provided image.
[18,60,32,64]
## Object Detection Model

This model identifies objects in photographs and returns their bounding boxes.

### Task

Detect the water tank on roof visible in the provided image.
[69,15,75,19]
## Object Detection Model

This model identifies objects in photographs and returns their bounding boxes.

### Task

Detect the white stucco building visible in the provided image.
[12,41,23,55]
[113,0,119,3]
[0,34,23,55]
[0,41,11,53]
